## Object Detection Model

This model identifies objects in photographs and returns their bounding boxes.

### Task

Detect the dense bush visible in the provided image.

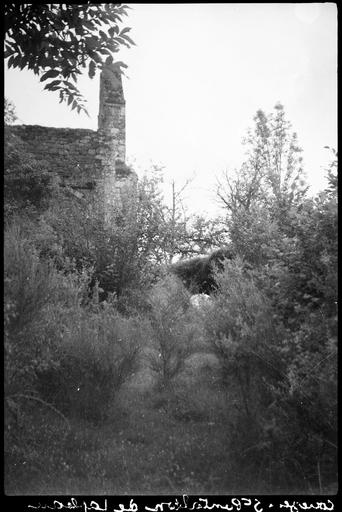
[147,275,198,390]
[170,247,234,294]
[35,305,142,421]
[4,221,83,397]
[34,175,172,305]
[5,219,142,430]
[203,252,337,491]
[4,217,145,495]
[205,258,286,413]
[206,139,337,491]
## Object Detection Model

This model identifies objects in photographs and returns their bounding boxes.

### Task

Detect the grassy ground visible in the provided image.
[6,352,241,495]
[5,352,336,495]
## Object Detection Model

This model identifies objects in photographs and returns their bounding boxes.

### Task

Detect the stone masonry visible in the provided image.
[8,64,137,215]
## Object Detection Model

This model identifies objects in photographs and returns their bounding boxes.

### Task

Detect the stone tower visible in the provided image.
[98,63,126,163]
[97,64,137,219]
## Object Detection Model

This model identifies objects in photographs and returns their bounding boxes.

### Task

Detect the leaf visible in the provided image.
[44,79,62,90]
[62,81,78,91]
[99,30,108,40]
[28,56,36,69]
[121,34,135,46]
[98,48,112,56]
[85,36,98,50]
[5,47,15,58]
[71,100,78,111]
[91,52,103,64]
[88,60,96,79]
[40,69,60,82]
[108,26,118,37]
[48,79,62,88]
[120,27,131,35]
[19,57,27,70]
[83,20,95,31]
[7,55,15,68]
[67,94,74,106]
[12,55,22,68]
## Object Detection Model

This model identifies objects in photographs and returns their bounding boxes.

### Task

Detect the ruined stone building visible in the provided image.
[8,64,137,216]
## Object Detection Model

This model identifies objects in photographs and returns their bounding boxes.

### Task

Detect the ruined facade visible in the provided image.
[8,64,137,215]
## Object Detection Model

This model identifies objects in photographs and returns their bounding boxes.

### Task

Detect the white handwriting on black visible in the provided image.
[27,498,107,512]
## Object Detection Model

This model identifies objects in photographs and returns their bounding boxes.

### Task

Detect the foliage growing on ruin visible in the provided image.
[4,129,58,218]
[4,97,17,124]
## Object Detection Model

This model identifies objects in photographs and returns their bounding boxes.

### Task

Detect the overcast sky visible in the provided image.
[5,3,337,215]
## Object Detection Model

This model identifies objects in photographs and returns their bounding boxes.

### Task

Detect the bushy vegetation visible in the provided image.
[204,256,337,492]
[147,275,198,390]
[4,219,141,416]
[4,102,337,494]
[206,107,338,492]
[4,130,59,218]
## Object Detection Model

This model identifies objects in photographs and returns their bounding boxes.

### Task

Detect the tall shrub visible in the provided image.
[147,275,197,390]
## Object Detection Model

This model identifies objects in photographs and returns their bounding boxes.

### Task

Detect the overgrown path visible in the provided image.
[6,353,333,495]
[6,355,241,495]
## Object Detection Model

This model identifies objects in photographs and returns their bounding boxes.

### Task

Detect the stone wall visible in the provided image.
[8,125,101,188]
[7,63,137,214]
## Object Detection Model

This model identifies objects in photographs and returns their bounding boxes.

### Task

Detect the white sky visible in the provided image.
[5,3,337,216]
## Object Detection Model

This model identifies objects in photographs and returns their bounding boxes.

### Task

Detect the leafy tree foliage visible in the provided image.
[4,97,17,124]
[33,166,226,308]
[217,104,308,266]
[217,103,308,217]
[205,250,336,491]
[324,146,338,194]
[171,247,234,294]
[4,3,135,114]
[134,167,227,266]
[183,215,228,256]
[209,123,338,491]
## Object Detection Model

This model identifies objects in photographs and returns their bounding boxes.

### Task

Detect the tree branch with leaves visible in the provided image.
[4,3,135,115]
[217,103,309,218]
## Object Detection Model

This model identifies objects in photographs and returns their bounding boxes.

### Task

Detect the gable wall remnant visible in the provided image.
[7,63,137,215]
